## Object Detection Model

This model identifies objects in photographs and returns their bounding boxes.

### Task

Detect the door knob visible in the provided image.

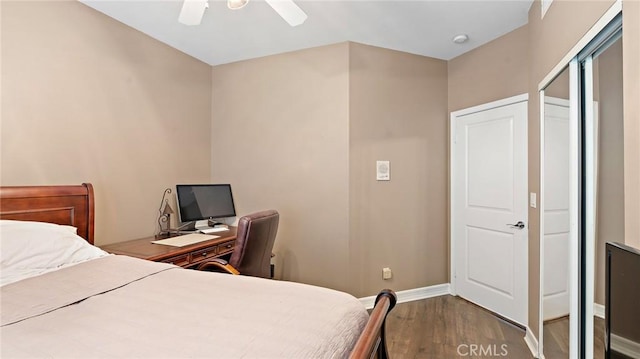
[508,221,526,229]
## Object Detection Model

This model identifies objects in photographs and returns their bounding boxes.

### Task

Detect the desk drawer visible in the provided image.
[190,246,218,264]
[162,254,189,267]
[217,240,235,255]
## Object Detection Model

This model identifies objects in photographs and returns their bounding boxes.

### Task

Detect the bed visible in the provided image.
[0,183,396,358]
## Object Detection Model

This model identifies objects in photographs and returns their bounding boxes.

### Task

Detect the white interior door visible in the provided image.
[543,99,571,321]
[452,99,528,326]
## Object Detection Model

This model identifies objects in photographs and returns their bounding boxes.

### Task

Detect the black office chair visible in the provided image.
[197,210,279,278]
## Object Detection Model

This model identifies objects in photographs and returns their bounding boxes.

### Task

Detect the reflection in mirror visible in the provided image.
[542,66,571,359]
[591,34,623,359]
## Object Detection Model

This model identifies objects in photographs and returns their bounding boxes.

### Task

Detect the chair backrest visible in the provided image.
[229,210,279,278]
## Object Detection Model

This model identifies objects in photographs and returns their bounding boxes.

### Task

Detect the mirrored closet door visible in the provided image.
[538,11,623,359]
[579,17,623,359]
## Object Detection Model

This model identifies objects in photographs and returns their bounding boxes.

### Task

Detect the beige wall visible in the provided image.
[210,43,352,292]
[210,42,448,296]
[544,68,570,99]
[348,43,448,297]
[448,25,530,113]
[0,1,213,245]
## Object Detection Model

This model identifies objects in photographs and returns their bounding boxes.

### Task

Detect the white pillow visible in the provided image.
[0,220,108,286]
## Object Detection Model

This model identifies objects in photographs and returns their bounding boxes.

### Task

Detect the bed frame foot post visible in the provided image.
[350,289,397,359]
[82,183,95,244]
[376,289,397,359]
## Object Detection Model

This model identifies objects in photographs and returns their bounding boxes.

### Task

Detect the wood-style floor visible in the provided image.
[385,295,534,358]
[543,316,605,359]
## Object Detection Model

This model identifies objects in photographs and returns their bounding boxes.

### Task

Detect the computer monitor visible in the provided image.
[605,242,640,359]
[176,184,236,225]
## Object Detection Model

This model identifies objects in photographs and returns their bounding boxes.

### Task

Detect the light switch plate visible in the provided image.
[530,193,537,208]
[376,161,390,181]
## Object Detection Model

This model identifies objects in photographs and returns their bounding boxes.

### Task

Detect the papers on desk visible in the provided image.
[151,233,219,247]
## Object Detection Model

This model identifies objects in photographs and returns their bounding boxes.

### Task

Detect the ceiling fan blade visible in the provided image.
[178,0,209,26]
[264,0,308,27]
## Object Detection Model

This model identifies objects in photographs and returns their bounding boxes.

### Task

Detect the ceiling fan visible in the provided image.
[178,0,308,27]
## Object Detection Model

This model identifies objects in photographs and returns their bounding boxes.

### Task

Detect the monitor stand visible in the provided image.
[195,219,223,231]
[195,220,211,231]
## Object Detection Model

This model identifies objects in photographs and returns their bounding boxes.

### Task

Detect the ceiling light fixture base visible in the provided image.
[452,34,469,44]
[228,0,249,10]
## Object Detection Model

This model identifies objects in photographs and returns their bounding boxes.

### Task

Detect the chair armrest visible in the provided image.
[197,258,240,275]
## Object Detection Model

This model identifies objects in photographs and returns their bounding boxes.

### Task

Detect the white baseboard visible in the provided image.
[359,283,451,309]
[594,303,605,319]
[524,326,540,358]
[611,333,640,358]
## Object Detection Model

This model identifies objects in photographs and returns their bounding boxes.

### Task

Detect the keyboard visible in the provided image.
[199,227,229,234]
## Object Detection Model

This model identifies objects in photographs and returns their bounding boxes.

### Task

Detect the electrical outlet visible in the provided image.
[382,267,392,280]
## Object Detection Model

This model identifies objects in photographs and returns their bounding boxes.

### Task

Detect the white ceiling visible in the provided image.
[80,0,533,66]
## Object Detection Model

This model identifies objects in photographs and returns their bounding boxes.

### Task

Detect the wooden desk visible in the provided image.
[99,227,237,269]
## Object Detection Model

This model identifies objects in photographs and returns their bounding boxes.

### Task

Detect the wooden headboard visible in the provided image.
[0,183,95,244]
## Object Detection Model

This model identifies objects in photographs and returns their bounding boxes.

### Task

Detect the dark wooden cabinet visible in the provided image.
[99,227,237,269]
